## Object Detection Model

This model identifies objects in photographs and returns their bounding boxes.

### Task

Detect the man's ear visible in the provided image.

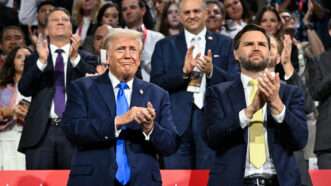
[233,50,239,61]
[329,29,331,37]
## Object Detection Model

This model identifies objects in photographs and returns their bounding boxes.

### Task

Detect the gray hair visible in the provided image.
[103,28,144,51]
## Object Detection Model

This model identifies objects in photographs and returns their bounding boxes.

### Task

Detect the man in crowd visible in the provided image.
[121,0,164,81]
[61,28,178,186]
[151,0,236,169]
[18,8,96,169]
[204,24,307,186]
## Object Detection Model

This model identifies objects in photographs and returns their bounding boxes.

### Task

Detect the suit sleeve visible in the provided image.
[307,57,331,102]
[204,87,244,150]
[150,40,190,92]
[18,55,46,97]
[61,81,116,149]
[279,86,308,151]
[148,91,179,155]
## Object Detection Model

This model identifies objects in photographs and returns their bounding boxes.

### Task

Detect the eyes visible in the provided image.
[115,46,139,55]
[182,9,202,16]
[241,41,268,48]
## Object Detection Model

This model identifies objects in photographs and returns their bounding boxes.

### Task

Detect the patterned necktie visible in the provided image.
[115,82,131,185]
[54,49,65,118]
[248,79,266,168]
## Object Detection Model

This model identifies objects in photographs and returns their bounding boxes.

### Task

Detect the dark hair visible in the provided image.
[1,25,25,42]
[206,0,225,18]
[45,7,71,26]
[120,0,155,29]
[0,47,30,87]
[224,0,252,22]
[159,2,183,36]
[255,6,282,35]
[37,0,56,12]
[328,18,331,30]
[96,2,121,27]
[233,24,270,49]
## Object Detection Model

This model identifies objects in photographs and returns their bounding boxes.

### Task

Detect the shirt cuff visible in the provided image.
[272,106,286,123]
[71,54,81,67]
[207,68,213,79]
[142,128,154,141]
[239,109,250,129]
[37,59,47,71]
[284,74,293,81]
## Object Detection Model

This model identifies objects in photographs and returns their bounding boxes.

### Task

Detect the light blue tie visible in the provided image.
[115,82,131,185]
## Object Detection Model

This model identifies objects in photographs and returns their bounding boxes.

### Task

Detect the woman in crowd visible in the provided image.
[96,2,120,28]
[255,6,283,38]
[222,0,251,38]
[72,0,104,43]
[159,2,182,36]
[0,47,31,170]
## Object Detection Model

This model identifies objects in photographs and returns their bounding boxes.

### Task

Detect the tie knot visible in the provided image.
[249,79,258,87]
[117,82,128,90]
[55,49,64,55]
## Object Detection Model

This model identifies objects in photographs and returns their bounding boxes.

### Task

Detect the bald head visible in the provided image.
[179,0,208,34]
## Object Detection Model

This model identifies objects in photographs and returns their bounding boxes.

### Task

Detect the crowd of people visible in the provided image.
[1,0,331,185]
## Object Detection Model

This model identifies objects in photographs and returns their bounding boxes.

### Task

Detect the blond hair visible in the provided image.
[103,28,144,51]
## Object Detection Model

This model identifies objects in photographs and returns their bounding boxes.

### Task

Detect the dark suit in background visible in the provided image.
[308,50,331,169]
[18,50,95,169]
[151,31,237,169]
[204,77,308,186]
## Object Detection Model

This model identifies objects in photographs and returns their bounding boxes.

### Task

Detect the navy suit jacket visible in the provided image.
[204,77,308,186]
[151,31,237,135]
[61,72,179,186]
[18,50,96,153]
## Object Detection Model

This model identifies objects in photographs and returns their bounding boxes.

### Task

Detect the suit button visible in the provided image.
[104,136,109,140]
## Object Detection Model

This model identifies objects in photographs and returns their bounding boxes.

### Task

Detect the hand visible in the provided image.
[183,46,198,74]
[141,102,155,134]
[0,107,14,119]
[70,33,81,60]
[245,88,266,119]
[258,70,284,115]
[304,0,314,25]
[280,34,295,77]
[280,34,292,65]
[14,104,28,124]
[196,49,213,76]
[36,33,49,64]
[28,25,38,47]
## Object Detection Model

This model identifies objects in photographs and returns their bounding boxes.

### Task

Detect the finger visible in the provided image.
[207,49,212,60]
[258,77,273,97]
[147,101,154,109]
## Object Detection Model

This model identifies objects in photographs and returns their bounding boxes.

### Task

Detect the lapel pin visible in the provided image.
[213,54,220,58]
[208,36,213,40]
[139,89,144,95]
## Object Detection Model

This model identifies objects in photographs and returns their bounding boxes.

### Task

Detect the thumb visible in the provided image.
[147,101,154,109]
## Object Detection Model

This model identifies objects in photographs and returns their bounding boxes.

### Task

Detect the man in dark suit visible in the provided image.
[18,8,96,169]
[308,19,331,169]
[61,28,178,186]
[150,0,237,169]
[204,24,308,186]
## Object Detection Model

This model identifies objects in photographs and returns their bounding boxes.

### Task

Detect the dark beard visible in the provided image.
[239,56,268,72]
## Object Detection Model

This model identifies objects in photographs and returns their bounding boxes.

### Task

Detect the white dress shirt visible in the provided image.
[37,43,81,118]
[238,73,286,177]
[108,72,152,140]
[184,27,208,109]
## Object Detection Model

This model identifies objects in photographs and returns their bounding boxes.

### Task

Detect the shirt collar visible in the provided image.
[184,27,207,44]
[50,43,71,55]
[108,71,133,90]
[240,73,254,88]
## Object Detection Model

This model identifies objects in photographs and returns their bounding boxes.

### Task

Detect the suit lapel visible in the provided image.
[95,72,116,116]
[228,78,248,142]
[205,31,214,55]
[130,79,148,108]
[175,32,188,67]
